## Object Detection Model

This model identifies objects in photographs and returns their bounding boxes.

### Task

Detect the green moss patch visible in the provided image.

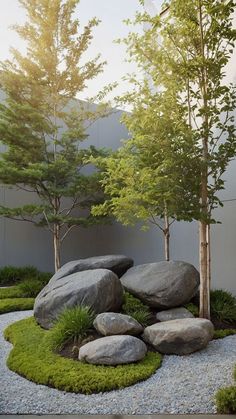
[0,298,34,314]
[4,317,162,394]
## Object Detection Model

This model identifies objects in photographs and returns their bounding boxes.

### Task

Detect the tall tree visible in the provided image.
[95,0,236,318]
[92,86,200,261]
[0,0,112,271]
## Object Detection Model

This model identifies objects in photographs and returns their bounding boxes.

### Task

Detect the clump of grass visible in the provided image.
[18,279,45,298]
[49,306,95,350]
[0,298,34,314]
[210,289,236,324]
[4,317,162,394]
[0,265,52,287]
[122,292,152,327]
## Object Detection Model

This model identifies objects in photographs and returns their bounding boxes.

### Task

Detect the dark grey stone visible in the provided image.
[156,307,194,322]
[34,269,123,329]
[143,318,214,355]
[79,335,147,365]
[93,312,143,336]
[120,261,200,309]
[49,255,134,284]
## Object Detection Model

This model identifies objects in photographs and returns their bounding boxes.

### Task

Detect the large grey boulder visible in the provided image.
[94,312,143,336]
[49,255,133,284]
[34,269,123,329]
[120,261,199,309]
[143,318,214,355]
[156,307,194,322]
[79,335,147,365]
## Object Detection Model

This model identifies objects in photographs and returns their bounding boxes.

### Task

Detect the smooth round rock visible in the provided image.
[34,269,123,329]
[120,261,200,309]
[93,312,143,336]
[79,335,147,365]
[49,255,134,284]
[156,307,194,322]
[143,318,214,355]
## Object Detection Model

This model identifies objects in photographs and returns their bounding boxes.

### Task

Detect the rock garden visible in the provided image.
[1,255,236,414]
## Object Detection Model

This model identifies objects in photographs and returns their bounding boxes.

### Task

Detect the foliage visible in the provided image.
[49,306,95,350]
[0,298,34,314]
[0,0,113,271]
[185,290,236,324]
[4,317,162,394]
[18,279,46,298]
[122,292,152,327]
[92,82,201,261]
[0,266,42,286]
[216,365,236,414]
[184,303,199,317]
[210,289,236,324]
[216,386,236,413]
[213,329,236,340]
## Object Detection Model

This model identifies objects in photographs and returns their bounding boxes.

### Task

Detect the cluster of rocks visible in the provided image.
[34,254,214,365]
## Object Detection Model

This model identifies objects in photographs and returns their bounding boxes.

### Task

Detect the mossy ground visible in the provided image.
[0,298,34,314]
[4,317,162,394]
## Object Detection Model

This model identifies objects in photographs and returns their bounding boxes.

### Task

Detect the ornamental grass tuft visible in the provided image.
[49,306,95,350]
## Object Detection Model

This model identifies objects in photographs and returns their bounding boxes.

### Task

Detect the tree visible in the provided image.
[96,0,236,318]
[92,86,201,261]
[0,0,113,272]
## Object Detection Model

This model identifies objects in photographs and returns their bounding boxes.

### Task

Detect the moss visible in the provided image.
[213,329,236,340]
[4,317,162,394]
[0,298,35,314]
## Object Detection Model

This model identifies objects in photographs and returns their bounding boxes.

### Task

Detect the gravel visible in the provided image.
[0,310,236,414]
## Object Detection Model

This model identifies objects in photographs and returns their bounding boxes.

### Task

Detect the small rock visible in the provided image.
[94,312,143,336]
[79,335,147,365]
[156,307,194,322]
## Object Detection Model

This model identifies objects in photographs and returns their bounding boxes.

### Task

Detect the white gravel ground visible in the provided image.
[0,310,236,414]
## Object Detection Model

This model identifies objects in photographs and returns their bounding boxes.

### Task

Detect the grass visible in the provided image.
[0,298,35,314]
[216,365,236,413]
[50,306,95,350]
[122,292,152,327]
[0,266,51,286]
[213,329,236,340]
[4,317,162,394]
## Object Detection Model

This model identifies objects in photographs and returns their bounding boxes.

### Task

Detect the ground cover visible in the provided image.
[4,316,162,394]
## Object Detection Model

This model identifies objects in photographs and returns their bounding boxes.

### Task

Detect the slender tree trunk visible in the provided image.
[164,206,170,261]
[198,0,210,319]
[53,223,61,272]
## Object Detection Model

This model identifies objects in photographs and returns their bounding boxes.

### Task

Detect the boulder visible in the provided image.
[79,335,147,365]
[93,312,143,336]
[143,318,214,355]
[34,269,123,329]
[156,307,194,322]
[49,255,133,284]
[120,261,199,309]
